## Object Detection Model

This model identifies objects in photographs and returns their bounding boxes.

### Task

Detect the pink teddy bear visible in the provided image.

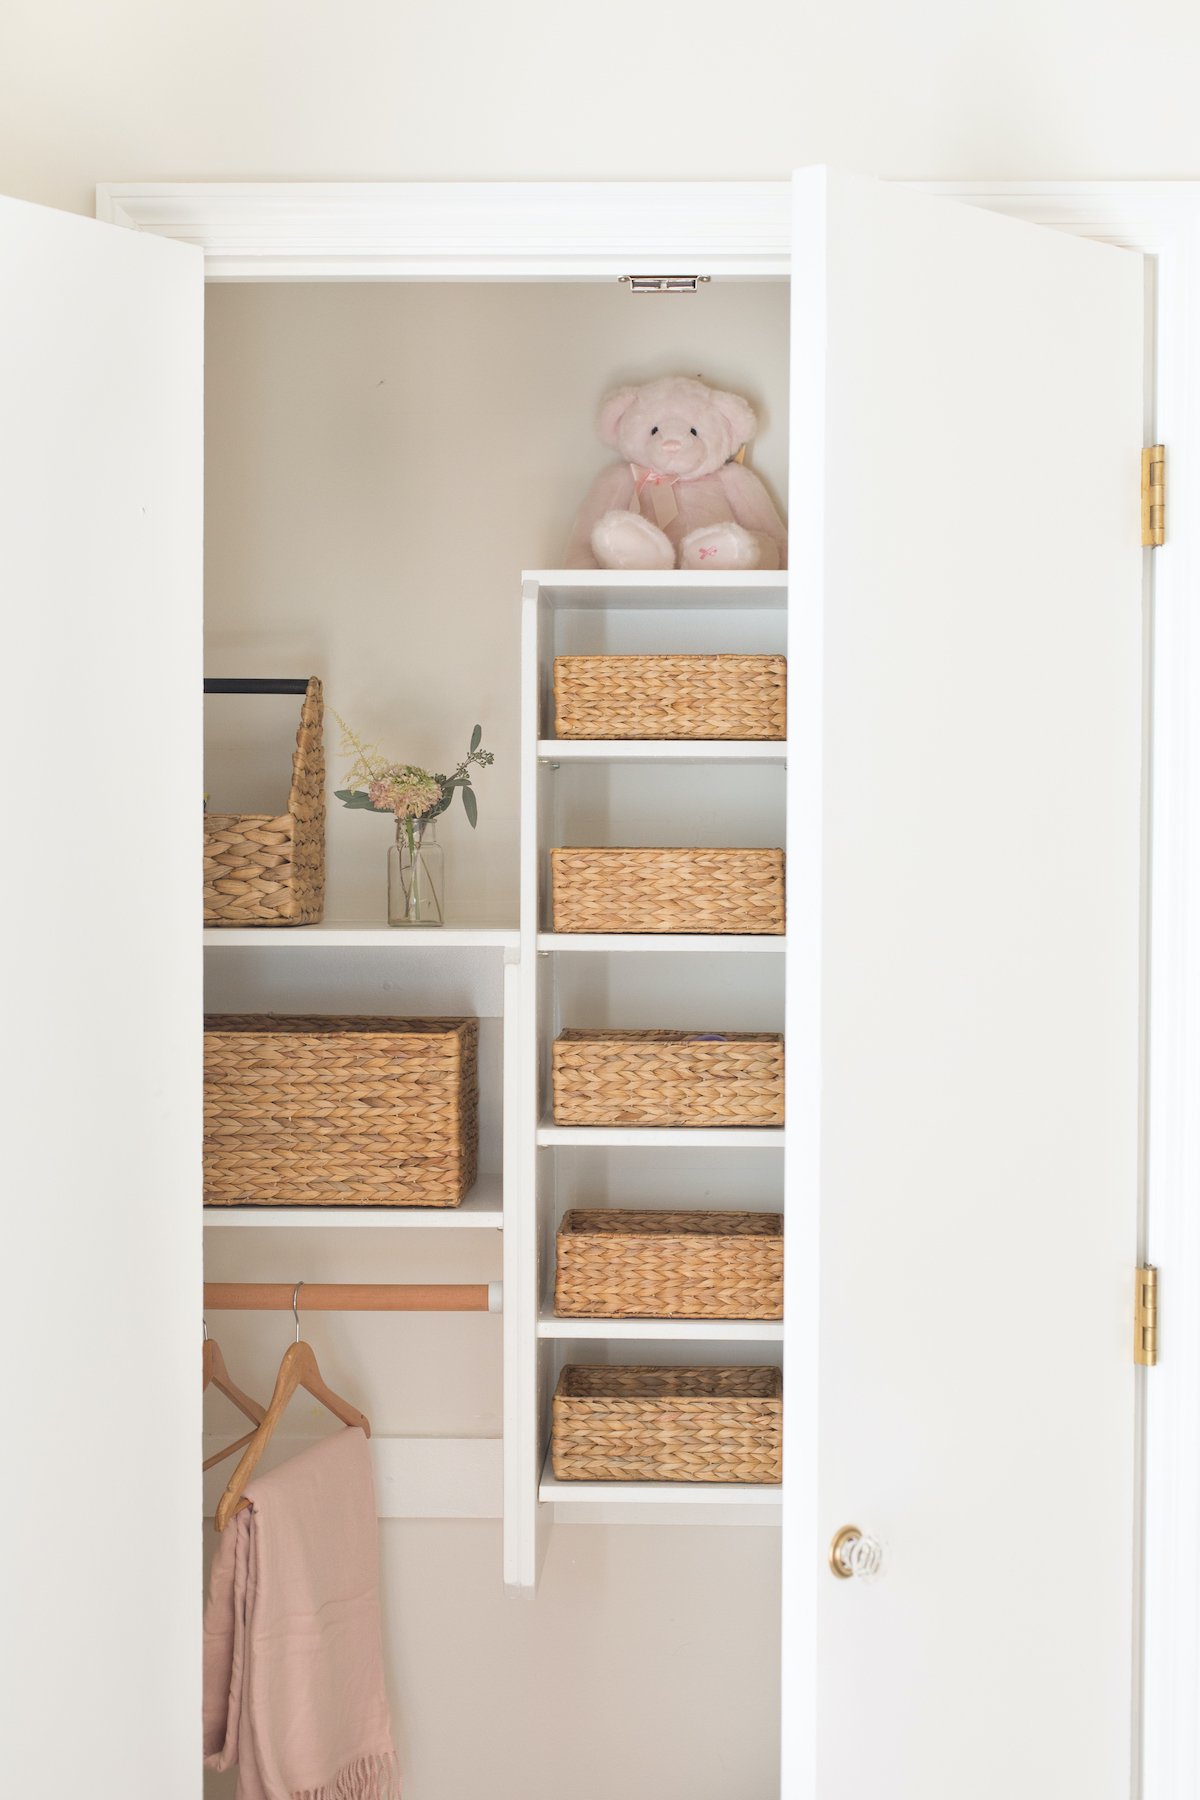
[565,374,787,571]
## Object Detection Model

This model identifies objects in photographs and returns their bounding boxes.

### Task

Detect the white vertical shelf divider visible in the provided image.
[511,578,550,1589]
[501,941,537,1590]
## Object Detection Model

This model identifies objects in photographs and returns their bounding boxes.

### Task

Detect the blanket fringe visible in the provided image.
[293,1750,401,1800]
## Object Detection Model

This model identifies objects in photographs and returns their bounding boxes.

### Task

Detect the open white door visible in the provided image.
[0,198,203,1795]
[783,170,1144,1799]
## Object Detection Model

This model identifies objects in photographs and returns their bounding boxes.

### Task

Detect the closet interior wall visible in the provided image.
[203,281,790,925]
[202,278,789,1800]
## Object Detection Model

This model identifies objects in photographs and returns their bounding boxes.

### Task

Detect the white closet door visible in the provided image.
[0,196,203,1797]
[783,169,1144,1800]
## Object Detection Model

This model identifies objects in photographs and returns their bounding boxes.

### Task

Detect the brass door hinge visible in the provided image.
[1142,446,1165,547]
[1135,1264,1158,1367]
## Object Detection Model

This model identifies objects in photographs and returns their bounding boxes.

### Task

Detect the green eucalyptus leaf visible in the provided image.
[462,784,478,828]
[470,723,482,753]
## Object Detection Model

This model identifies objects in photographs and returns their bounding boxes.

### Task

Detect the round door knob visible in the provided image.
[829,1524,883,1581]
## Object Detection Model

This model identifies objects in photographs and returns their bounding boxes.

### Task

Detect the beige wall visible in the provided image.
[4,0,1200,220]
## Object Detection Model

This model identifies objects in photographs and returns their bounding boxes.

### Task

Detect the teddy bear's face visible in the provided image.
[597,375,757,482]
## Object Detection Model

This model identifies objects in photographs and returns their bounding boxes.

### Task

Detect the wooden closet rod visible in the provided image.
[203,1281,502,1314]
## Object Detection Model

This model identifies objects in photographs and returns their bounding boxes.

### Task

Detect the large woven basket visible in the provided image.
[203,1015,478,1206]
[204,677,325,925]
[551,1029,785,1129]
[555,1209,783,1319]
[554,655,786,741]
[551,1364,783,1483]
[551,846,784,935]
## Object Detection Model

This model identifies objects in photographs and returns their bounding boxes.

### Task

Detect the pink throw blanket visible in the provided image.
[204,1428,399,1800]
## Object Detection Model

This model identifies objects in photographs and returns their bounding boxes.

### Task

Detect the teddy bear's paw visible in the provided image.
[592,510,675,571]
[679,522,766,571]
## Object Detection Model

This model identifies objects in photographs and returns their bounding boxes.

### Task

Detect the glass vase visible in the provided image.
[388,816,444,927]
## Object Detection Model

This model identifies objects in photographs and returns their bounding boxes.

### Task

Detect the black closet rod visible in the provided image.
[203,678,311,695]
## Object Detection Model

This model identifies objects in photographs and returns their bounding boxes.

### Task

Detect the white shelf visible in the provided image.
[537,1121,784,1148]
[203,1175,505,1229]
[537,932,786,954]
[538,738,787,765]
[538,1464,783,1507]
[537,1309,783,1342]
[525,569,787,610]
[203,922,519,949]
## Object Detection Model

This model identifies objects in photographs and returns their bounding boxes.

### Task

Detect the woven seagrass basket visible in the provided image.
[203,1015,478,1206]
[551,1364,783,1483]
[204,677,325,925]
[555,1209,783,1319]
[551,846,784,935]
[554,655,786,741]
[551,1029,785,1129]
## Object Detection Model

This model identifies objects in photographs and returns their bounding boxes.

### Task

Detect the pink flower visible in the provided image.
[368,769,443,819]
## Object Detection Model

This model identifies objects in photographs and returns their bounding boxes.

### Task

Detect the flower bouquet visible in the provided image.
[335,719,494,926]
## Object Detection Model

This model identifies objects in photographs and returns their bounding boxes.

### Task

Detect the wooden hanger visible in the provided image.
[214,1284,370,1532]
[202,1327,267,1473]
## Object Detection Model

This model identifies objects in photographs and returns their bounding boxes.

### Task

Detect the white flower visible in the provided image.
[368,767,444,819]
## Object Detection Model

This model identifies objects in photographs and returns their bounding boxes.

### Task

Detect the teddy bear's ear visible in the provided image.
[711,387,758,451]
[596,386,639,450]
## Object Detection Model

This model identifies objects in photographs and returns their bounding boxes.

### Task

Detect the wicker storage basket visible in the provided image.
[551,847,785,936]
[203,1015,478,1206]
[551,1364,783,1483]
[554,655,786,741]
[551,1029,784,1129]
[555,1209,783,1319]
[204,677,325,926]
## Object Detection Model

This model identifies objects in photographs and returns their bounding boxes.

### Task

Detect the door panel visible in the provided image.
[0,196,203,1796]
[783,169,1143,1799]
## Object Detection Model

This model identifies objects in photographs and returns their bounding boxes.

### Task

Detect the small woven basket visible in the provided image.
[203,1015,478,1206]
[551,1364,783,1483]
[555,1209,783,1319]
[551,1029,784,1129]
[551,847,785,936]
[204,677,325,926]
[554,655,786,741]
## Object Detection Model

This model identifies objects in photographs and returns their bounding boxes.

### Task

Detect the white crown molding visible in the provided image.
[915,178,1200,247]
[95,177,1200,281]
[95,179,793,280]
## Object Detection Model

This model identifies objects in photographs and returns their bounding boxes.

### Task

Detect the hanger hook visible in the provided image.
[293,1280,304,1344]
[203,1318,209,1343]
